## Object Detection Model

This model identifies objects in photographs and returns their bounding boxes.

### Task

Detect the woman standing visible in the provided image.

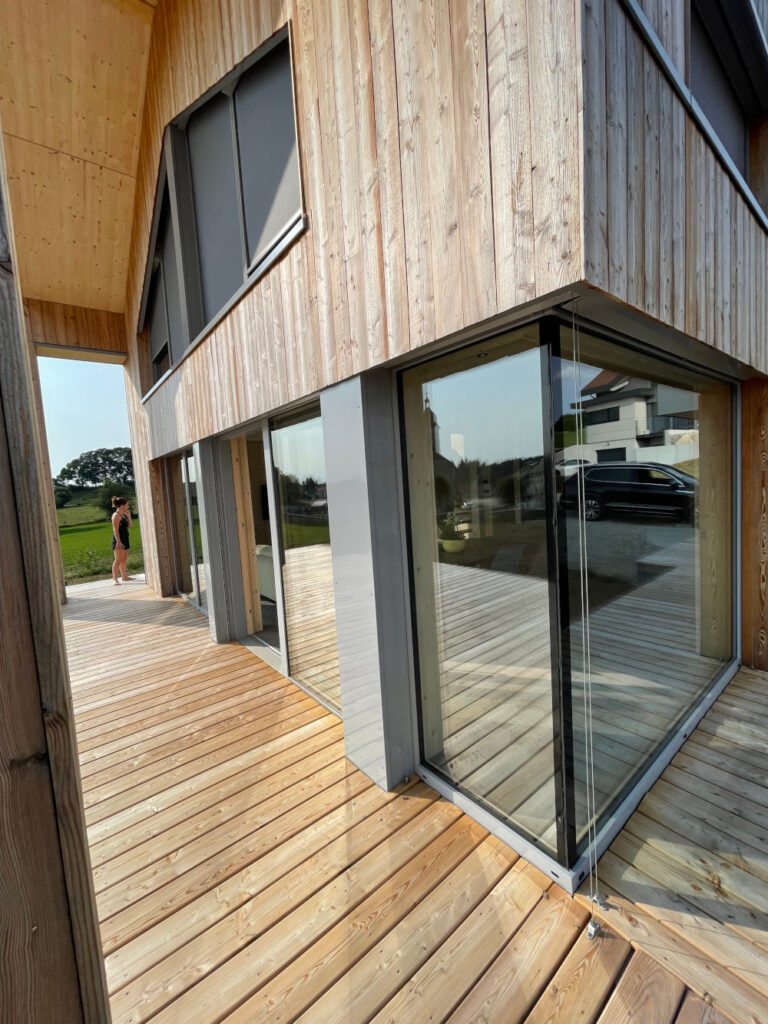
[111,496,134,585]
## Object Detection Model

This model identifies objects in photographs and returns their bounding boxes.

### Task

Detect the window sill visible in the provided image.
[141,211,307,405]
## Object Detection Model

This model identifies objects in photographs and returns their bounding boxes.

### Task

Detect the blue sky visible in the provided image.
[38,358,131,479]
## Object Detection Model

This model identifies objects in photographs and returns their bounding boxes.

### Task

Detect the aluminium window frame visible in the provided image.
[393,308,742,892]
[138,23,307,404]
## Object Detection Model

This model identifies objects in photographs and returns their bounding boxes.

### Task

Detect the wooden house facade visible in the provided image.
[2,0,768,1019]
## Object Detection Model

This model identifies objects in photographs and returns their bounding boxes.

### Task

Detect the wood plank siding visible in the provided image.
[65,577,754,1024]
[24,298,128,361]
[0,122,109,1023]
[582,0,768,370]
[122,0,584,579]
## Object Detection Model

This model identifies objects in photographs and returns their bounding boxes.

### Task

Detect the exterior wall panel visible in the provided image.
[582,0,768,372]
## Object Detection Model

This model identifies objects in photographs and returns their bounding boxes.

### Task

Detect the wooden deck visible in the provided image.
[63,578,759,1023]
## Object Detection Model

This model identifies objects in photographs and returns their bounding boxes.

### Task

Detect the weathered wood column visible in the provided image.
[742,379,768,670]
[0,128,110,1022]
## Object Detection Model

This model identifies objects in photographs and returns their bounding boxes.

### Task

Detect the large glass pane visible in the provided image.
[243,432,281,650]
[402,326,557,853]
[271,412,341,711]
[184,454,207,611]
[554,328,733,848]
[167,452,196,602]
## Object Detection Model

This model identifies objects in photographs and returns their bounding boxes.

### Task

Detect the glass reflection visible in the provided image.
[555,328,733,848]
[403,326,557,853]
[271,411,341,711]
[184,455,207,610]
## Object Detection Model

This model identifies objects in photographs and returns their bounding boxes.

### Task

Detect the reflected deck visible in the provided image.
[430,546,722,847]
[282,543,341,711]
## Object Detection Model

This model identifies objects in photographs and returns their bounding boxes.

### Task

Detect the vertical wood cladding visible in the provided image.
[743,380,768,671]
[583,0,768,372]
[123,0,584,460]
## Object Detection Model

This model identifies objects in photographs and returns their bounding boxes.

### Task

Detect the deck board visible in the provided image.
[62,578,764,1023]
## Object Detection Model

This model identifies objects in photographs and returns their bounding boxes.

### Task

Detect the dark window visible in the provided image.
[235,39,301,267]
[156,194,185,365]
[690,5,748,176]
[187,92,245,323]
[145,190,185,384]
[582,406,620,426]
[637,467,674,485]
[139,31,303,394]
[594,450,628,466]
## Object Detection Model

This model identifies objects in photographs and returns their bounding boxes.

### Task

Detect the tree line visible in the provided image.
[53,447,135,510]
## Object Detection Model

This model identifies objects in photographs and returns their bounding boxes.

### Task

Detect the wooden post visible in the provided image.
[27,346,67,604]
[230,436,263,634]
[698,385,732,660]
[0,125,110,1022]
[742,379,768,670]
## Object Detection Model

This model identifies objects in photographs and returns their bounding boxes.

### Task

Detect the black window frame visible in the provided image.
[137,25,306,401]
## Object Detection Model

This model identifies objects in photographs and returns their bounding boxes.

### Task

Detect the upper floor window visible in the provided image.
[688,0,768,192]
[689,4,748,176]
[139,30,303,394]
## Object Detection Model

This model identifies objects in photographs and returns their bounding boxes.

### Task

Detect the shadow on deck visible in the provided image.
[63,578,761,1023]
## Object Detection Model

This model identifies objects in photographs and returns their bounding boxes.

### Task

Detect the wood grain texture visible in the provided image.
[0,0,153,311]
[64,579,725,1023]
[583,0,768,371]
[24,299,127,359]
[742,379,768,671]
[122,0,583,461]
[0,126,109,1023]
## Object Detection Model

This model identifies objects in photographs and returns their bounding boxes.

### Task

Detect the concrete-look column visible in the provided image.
[321,373,416,790]
[195,438,247,643]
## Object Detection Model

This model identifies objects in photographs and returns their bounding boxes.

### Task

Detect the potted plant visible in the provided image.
[439,510,466,553]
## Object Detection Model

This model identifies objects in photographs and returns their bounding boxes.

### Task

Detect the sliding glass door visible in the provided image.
[166,448,208,612]
[402,318,736,867]
[271,410,342,712]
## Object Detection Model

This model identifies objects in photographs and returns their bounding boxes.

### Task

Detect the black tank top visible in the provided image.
[116,513,129,546]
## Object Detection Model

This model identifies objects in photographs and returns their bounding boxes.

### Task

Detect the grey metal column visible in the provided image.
[321,373,416,789]
[195,438,247,642]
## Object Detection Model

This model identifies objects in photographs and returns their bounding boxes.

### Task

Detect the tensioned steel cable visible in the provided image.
[569,305,601,934]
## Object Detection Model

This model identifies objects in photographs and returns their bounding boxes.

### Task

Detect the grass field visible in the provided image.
[57,487,143,583]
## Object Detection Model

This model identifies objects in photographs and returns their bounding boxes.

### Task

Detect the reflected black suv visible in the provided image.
[560,462,697,521]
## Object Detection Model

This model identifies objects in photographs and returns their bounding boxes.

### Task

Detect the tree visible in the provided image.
[53,484,72,508]
[56,447,134,488]
[97,478,132,516]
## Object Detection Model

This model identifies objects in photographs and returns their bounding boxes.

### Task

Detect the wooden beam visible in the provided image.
[0,123,110,1023]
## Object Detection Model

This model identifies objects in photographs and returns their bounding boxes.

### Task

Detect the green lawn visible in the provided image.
[283,520,331,549]
[57,486,143,584]
[58,520,144,584]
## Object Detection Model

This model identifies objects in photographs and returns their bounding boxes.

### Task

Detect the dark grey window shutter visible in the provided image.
[157,195,186,365]
[690,7,748,176]
[187,92,245,322]
[234,40,301,268]
[147,263,169,363]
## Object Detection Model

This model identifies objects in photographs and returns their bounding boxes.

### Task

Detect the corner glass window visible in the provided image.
[555,327,733,852]
[402,318,736,870]
[403,324,558,855]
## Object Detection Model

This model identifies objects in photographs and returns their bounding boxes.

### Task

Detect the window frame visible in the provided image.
[137,24,307,403]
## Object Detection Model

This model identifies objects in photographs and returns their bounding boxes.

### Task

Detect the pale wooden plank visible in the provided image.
[596,950,685,1024]
[525,925,631,1024]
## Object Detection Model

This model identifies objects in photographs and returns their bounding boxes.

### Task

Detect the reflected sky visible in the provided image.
[425,348,544,465]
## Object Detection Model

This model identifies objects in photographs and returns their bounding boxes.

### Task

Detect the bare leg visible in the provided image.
[112,547,121,585]
[120,549,134,581]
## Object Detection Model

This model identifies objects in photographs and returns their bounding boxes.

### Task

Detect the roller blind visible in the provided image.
[234,39,301,268]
